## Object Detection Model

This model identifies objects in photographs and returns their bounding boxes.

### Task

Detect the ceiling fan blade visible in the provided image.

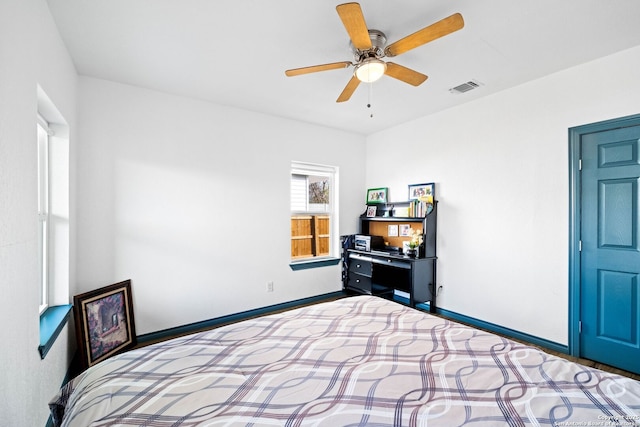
[384,13,464,57]
[285,61,352,77]
[336,3,372,51]
[385,62,428,86]
[336,76,360,103]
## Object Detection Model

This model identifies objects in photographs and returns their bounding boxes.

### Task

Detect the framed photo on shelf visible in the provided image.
[73,280,137,370]
[366,205,377,217]
[408,182,435,201]
[366,187,388,204]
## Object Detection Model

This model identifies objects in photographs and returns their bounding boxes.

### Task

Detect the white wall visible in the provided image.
[76,77,366,335]
[0,0,77,425]
[367,45,640,345]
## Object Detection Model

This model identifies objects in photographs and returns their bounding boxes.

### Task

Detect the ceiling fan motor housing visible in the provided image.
[351,29,387,61]
[351,30,388,83]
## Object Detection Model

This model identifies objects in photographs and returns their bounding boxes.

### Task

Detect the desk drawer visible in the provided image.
[347,273,372,294]
[349,258,372,276]
[370,256,411,270]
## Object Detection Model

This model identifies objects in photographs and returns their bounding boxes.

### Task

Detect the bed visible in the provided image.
[50,295,640,426]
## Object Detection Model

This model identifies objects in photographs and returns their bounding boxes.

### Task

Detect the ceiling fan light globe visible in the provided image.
[355,58,386,83]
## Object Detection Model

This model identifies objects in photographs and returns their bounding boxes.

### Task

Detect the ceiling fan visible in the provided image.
[285,2,464,103]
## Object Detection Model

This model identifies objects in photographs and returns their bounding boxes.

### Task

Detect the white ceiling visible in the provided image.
[47,0,640,135]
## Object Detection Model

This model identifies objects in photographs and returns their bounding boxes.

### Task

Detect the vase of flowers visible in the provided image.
[407,229,423,258]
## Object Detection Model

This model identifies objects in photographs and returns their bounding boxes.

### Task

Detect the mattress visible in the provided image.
[50,295,640,426]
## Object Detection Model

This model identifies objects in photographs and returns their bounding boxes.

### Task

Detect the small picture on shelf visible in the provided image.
[366,206,377,217]
[399,224,411,237]
[394,206,410,217]
[408,182,435,203]
[388,224,399,237]
[366,187,388,204]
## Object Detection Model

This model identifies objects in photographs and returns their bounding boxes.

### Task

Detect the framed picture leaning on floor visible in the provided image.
[73,279,136,370]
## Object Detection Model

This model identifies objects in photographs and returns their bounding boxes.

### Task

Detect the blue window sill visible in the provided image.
[290,257,341,271]
[39,304,72,359]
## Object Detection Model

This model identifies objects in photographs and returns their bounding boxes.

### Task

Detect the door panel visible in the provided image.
[596,270,637,344]
[599,179,637,249]
[580,124,640,374]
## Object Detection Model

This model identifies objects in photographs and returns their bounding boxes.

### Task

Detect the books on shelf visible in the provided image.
[408,199,433,218]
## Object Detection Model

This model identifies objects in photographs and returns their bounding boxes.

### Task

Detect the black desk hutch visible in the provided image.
[343,201,437,311]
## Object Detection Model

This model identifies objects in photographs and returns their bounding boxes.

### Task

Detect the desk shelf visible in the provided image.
[343,202,437,311]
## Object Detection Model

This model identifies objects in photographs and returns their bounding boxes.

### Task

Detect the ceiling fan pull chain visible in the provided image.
[368,83,374,118]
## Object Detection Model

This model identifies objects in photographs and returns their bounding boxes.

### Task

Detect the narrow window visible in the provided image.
[37,87,73,359]
[290,162,338,262]
[37,116,50,314]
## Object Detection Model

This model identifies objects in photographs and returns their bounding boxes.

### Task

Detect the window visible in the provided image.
[37,116,50,314]
[290,162,338,263]
[37,86,72,359]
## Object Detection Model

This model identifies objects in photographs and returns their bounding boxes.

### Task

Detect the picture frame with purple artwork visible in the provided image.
[73,279,136,370]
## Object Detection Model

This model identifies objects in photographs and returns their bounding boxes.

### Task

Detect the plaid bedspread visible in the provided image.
[50,295,640,426]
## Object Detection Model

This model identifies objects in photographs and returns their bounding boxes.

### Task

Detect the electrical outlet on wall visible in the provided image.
[267,281,274,292]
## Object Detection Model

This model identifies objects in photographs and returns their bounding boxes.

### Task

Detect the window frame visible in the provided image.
[290,161,340,269]
[37,86,72,359]
[37,115,50,315]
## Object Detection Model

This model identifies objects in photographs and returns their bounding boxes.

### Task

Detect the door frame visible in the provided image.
[568,113,640,358]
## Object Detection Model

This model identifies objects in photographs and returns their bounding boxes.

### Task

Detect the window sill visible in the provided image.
[39,304,72,359]
[289,257,340,271]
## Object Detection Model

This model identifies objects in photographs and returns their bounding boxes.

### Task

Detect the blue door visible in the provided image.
[579,120,640,374]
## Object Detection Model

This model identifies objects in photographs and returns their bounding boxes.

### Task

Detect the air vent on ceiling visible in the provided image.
[449,79,483,94]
